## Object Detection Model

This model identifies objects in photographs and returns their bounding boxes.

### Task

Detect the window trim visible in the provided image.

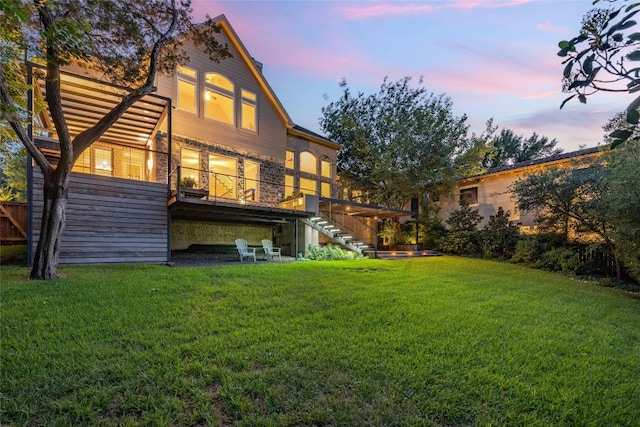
[176,65,197,114]
[459,186,479,206]
[299,151,317,175]
[321,159,331,178]
[285,150,295,170]
[240,89,257,132]
[204,72,235,125]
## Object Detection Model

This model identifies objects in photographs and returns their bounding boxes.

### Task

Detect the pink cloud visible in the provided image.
[523,89,561,100]
[338,0,532,19]
[536,20,567,34]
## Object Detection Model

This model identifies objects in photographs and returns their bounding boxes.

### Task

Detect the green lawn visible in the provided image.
[2,257,639,426]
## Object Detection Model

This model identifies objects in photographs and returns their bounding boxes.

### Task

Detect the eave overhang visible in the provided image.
[213,15,294,129]
[288,125,342,150]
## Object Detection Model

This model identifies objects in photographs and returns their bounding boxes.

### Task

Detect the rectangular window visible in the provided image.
[209,154,237,199]
[285,150,294,169]
[299,177,317,195]
[177,66,197,113]
[205,88,234,124]
[72,150,91,174]
[244,160,259,201]
[321,182,331,198]
[460,187,478,205]
[178,65,196,78]
[300,151,316,175]
[321,160,331,178]
[181,148,200,188]
[241,89,257,131]
[122,148,145,180]
[285,174,294,198]
[94,148,113,176]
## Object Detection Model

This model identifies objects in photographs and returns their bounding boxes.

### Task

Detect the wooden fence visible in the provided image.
[0,201,27,245]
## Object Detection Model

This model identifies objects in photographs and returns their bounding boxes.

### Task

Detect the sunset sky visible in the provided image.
[192,0,625,152]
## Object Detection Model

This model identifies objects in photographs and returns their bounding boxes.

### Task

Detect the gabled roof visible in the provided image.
[212,15,293,128]
[289,125,342,150]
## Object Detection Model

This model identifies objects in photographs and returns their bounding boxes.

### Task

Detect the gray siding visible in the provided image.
[31,171,169,264]
[156,33,287,161]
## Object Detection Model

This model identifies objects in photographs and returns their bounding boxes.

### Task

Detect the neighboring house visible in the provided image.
[436,146,604,230]
[27,15,408,264]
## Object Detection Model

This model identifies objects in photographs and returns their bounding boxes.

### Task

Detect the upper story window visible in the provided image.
[321,159,331,178]
[460,187,478,206]
[321,182,331,198]
[177,65,197,113]
[300,151,317,175]
[285,150,294,169]
[241,89,257,131]
[204,72,234,125]
[285,174,294,198]
[73,146,113,176]
[94,147,113,176]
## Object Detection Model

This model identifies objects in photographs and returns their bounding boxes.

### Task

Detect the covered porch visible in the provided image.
[168,192,317,259]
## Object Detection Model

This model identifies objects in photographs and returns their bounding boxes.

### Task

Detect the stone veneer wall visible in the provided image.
[171,134,285,205]
[171,219,271,250]
[154,133,170,185]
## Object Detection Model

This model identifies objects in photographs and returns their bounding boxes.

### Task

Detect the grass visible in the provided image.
[1,257,639,426]
[0,245,26,265]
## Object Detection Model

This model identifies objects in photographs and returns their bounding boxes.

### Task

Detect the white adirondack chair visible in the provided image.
[235,238,256,263]
[261,239,282,262]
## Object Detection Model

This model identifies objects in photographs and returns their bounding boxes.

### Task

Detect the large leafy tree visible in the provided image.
[602,141,640,281]
[512,165,624,280]
[0,140,26,201]
[558,0,640,147]
[0,0,231,279]
[320,77,493,212]
[482,128,562,168]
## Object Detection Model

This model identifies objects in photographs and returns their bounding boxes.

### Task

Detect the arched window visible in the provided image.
[299,151,317,175]
[204,73,234,125]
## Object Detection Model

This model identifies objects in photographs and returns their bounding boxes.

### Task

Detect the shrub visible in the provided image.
[380,220,414,246]
[180,176,197,188]
[481,207,520,259]
[420,216,447,249]
[541,247,581,275]
[437,201,483,255]
[303,244,364,261]
[511,234,592,276]
[446,201,483,232]
[511,237,545,268]
[438,230,482,255]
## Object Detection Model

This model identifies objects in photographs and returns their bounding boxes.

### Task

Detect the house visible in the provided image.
[436,146,604,230]
[27,15,409,265]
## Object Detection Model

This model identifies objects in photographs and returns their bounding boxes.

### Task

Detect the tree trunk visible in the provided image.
[608,242,622,281]
[31,174,69,280]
